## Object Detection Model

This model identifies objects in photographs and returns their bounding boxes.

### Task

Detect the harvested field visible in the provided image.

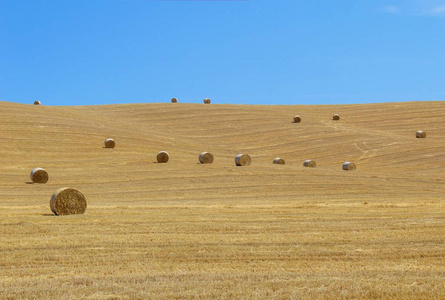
[0,101,444,299]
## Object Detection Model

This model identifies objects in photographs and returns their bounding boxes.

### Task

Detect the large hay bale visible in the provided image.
[34,101,41,105]
[332,114,340,120]
[157,151,170,163]
[273,157,285,165]
[303,159,316,168]
[50,188,87,216]
[203,98,211,104]
[293,115,301,123]
[104,138,115,148]
[235,154,251,166]
[30,168,49,183]
[342,162,356,171]
[416,130,426,138]
[171,98,178,103]
[199,152,214,164]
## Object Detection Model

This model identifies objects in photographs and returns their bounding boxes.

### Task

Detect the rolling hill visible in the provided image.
[0,100,444,299]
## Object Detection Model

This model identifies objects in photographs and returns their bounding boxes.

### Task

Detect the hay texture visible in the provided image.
[235,154,251,166]
[203,98,211,104]
[342,162,356,171]
[303,159,317,168]
[30,168,49,183]
[50,188,87,216]
[293,115,301,123]
[34,101,41,105]
[273,157,285,165]
[104,138,115,148]
[171,98,178,103]
[157,151,170,163]
[332,114,340,120]
[416,130,426,138]
[199,152,214,164]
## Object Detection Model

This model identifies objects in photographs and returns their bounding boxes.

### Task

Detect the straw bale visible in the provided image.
[50,187,87,216]
[171,98,178,103]
[342,162,356,171]
[303,159,316,168]
[204,98,211,104]
[34,101,41,105]
[199,152,214,164]
[30,168,49,183]
[104,138,115,148]
[273,157,285,165]
[416,130,426,138]
[332,114,340,120]
[293,115,301,123]
[235,154,251,166]
[157,151,170,163]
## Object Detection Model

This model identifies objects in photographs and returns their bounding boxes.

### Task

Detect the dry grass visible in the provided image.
[0,101,444,299]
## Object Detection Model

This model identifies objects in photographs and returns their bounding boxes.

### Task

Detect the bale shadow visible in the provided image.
[41,214,55,217]
[25,182,34,184]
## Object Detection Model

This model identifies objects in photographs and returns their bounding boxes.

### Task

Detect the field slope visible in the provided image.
[0,101,444,299]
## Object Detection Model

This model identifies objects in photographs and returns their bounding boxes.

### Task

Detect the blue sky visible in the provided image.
[0,0,444,106]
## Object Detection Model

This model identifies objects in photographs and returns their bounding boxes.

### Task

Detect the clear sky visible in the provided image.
[0,0,444,106]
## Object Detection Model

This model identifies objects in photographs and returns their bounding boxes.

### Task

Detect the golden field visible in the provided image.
[0,100,444,299]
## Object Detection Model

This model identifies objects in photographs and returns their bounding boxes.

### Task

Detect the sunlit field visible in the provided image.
[0,101,444,299]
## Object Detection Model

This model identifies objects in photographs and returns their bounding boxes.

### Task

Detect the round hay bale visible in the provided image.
[203,98,211,104]
[332,114,340,120]
[416,130,426,138]
[34,101,41,105]
[171,98,178,103]
[293,115,301,123]
[199,152,214,164]
[104,138,115,148]
[303,159,316,168]
[50,187,87,216]
[30,168,49,183]
[273,157,285,165]
[235,154,251,166]
[157,151,170,163]
[342,162,356,171]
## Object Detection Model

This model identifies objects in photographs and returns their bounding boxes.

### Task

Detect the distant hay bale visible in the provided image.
[30,168,49,183]
[34,101,41,105]
[50,187,87,216]
[303,159,316,168]
[342,162,356,171]
[199,152,214,164]
[293,115,301,123]
[203,98,211,104]
[235,154,251,166]
[104,138,115,148]
[157,151,170,163]
[273,157,285,165]
[416,130,426,138]
[171,98,178,103]
[332,114,340,120]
